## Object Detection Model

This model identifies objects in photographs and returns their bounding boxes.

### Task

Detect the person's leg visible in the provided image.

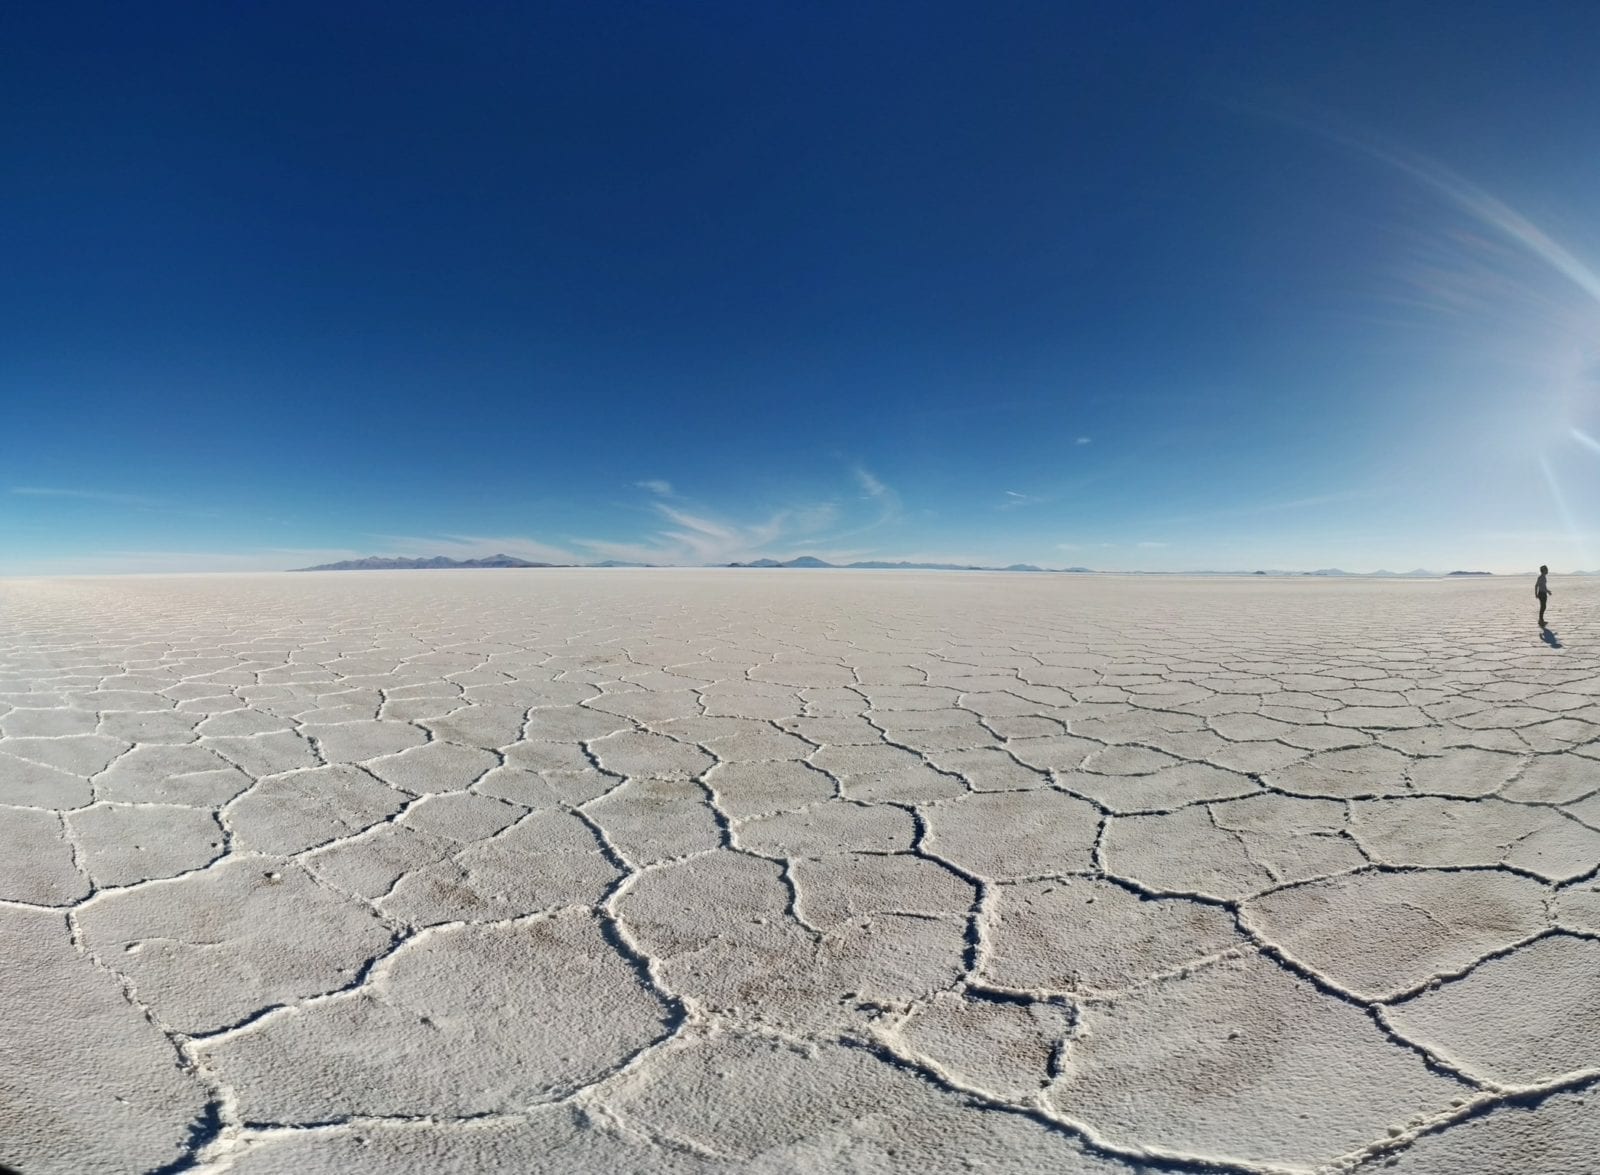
[1538,594,1547,625]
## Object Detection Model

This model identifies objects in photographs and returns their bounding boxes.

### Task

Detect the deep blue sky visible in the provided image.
[5,2,1599,573]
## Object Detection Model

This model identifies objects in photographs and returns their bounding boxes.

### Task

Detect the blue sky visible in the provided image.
[5,2,1599,574]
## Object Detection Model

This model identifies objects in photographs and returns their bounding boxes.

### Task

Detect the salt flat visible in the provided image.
[1,570,1596,1175]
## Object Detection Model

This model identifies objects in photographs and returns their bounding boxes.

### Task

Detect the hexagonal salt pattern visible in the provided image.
[1,569,1596,1174]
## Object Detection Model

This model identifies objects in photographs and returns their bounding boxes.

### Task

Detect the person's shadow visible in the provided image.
[1540,627,1563,648]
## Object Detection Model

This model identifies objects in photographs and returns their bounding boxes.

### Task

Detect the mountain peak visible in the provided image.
[291,554,557,571]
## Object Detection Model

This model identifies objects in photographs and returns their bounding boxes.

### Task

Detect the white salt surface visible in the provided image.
[1,570,1597,1174]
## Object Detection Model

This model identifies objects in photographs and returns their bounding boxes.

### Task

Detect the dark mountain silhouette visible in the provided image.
[721,557,1097,572]
[844,560,984,570]
[728,558,829,568]
[291,554,560,571]
[294,555,1480,577]
[725,557,995,571]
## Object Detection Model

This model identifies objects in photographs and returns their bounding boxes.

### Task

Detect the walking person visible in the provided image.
[1535,565,1552,627]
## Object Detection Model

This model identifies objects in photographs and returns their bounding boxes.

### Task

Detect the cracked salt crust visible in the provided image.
[0,569,1597,1174]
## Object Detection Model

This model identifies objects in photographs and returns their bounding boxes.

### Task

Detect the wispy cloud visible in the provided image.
[11,485,161,508]
[836,464,902,533]
[1000,490,1043,510]
[0,547,369,576]
[1144,489,1374,529]
[658,505,777,562]
[787,502,842,534]
[644,500,843,563]
[1330,128,1600,310]
[1136,541,1169,549]
[578,471,886,565]
[853,466,890,500]
[349,474,874,570]
[11,469,911,574]
[1255,109,1600,336]
[575,504,787,565]
[9,485,225,520]
[1538,458,1595,571]
[1075,436,1092,445]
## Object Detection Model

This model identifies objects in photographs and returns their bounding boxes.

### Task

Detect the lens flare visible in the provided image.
[1276,113,1600,567]
[1539,456,1595,571]
[1369,148,1600,309]
[1268,108,1600,311]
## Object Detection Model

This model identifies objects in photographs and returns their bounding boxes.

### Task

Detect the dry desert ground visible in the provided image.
[1,570,1597,1175]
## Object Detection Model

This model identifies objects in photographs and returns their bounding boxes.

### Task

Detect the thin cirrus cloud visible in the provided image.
[373,473,867,568]
[11,468,911,573]
[254,471,900,571]
[1143,490,1375,529]
[11,485,161,508]
[838,464,902,531]
[577,504,818,566]
[0,547,369,576]
[580,469,893,565]
[1258,107,1600,332]
[1000,490,1043,509]
[9,485,224,520]
[852,466,890,501]
[1342,127,1600,310]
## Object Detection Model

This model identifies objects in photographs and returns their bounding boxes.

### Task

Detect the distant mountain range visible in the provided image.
[721,559,1484,576]
[725,557,1095,572]
[293,554,670,571]
[1225,568,1491,578]
[293,554,1101,573]
[291,555,561,571]
[1309,568,1439,578]
[289,555,1571,576]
